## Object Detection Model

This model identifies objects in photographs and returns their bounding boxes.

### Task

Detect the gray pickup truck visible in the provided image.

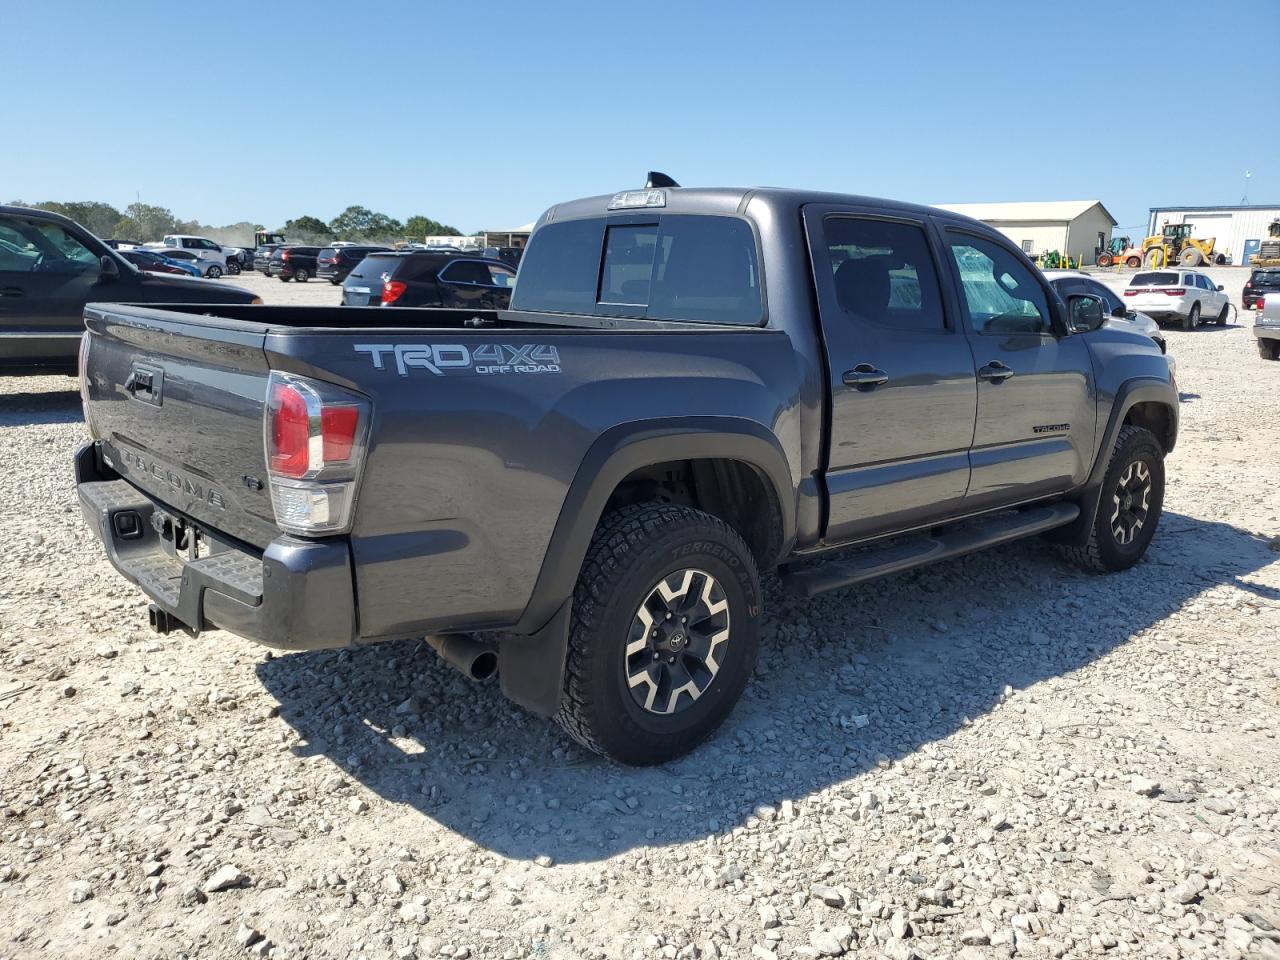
[75,178,1179,765]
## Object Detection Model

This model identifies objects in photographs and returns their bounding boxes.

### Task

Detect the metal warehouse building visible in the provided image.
[935,200,1116,265]
[1147,204,1280,265]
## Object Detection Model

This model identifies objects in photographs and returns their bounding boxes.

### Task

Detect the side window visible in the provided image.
[823,217,947,331]
[163,238,177,247]
[0,216,42,272]
[948,233,1052,335]
[486,264,516,288]
[441,261,493,285]
[182,238,197,249]
[200,239,219,251]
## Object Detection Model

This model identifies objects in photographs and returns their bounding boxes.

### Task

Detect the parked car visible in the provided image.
[341,252,516,307]
[1043,270,1167,355]
[268,245,321,282]
[1255,293,1280,360]
[120,249,189,276]
[153,248,222,278]
[316,245,391,285]
[0,204,257,375]
[253,243,287,273]
[74,179,1177,764]
[219,246,250,274]
[1123,269,1229,329]
[1242,268,1280,311]
[156,235,229,271]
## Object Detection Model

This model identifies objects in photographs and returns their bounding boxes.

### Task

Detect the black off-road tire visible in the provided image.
[226,261,241,275]
[1260,339,1280,361]
[1182,302,1200,331]
[1061,425,1164,573]
[555,502,761,765]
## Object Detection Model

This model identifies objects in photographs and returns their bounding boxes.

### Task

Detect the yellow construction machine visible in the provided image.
[1141,222,1223,268]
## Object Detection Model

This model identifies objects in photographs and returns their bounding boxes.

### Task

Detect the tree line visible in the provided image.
[7,199,464,247]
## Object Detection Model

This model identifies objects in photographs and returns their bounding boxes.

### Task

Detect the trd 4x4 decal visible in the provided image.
[354,343,561,376]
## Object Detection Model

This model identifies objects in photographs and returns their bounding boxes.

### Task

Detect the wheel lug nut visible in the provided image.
[667,656,675,664]
[653,652,659,660]
[651,629,658,638]
[665,612,672,620]
[681,617,687,624]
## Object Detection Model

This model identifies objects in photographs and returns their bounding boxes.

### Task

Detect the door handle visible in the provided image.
[843,364,889,389]
[0,286,24,297]
[978,360,1015,383]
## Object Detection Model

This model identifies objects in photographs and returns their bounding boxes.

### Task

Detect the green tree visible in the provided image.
[28,201,123,238]
[403,215,461,239]
[112,215,144,241]
[328,206,403,240]
[124,203,178,242]
[284,215,333,239]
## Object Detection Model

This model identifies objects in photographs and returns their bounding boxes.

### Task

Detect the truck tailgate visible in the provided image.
[82,305,278,548]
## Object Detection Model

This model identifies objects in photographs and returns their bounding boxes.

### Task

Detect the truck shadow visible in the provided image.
[0,388,82,427]
[257,511,1278,865]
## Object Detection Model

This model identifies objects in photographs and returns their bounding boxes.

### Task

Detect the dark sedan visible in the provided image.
[341,252,516,308]
[317,244,391,285]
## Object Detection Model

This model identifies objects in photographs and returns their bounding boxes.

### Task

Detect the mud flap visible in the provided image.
[498,597,572,717]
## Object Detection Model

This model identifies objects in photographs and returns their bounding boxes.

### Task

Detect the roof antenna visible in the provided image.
[645,171,679,189]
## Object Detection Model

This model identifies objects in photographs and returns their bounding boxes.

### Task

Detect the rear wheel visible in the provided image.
[555,502,761,765]
[1126,255,1142,268]
[1261,339,1280,361]
[294,268,310,282]
[1097,253,1114,267]
[206,265,223,279]
[1182,302,1200,331]
[1143,248,1164,269]
[1061,425,1164,573]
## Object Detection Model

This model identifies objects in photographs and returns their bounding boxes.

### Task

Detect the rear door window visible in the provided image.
[821,216,947,331]
[440,260,494,285]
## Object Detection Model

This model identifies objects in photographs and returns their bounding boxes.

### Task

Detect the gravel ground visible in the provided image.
[1,268,1278,960]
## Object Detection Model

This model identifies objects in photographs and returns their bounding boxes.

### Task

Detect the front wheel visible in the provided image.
[556,502,761,765]
[1097,253,1113,267]
[1061,425,1164,573]
[1183,302,1200,331]
[206,265,223,279]
[226,262,241,275]
[1126,255,1142,268]
[1216,304,1229,326]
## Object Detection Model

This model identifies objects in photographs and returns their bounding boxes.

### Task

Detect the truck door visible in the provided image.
[803,206,978,543]
[940,228,1097,510]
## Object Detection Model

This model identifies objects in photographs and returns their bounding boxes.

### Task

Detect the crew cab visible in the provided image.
[1255,293,1280,360]
[75,178,1178,764]
[155,235,229,271]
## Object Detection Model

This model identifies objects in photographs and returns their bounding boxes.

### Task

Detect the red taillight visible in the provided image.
[1124,289,1138,296]
[269,381,311,478]
[281,249,291,261]
[1161,288,1186,296]
[321,406,358,462]
[382,279,407,305]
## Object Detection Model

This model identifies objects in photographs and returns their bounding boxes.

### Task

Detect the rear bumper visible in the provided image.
[76,442,356,650]
[1255,324,1280,343]
[317,265,345,280]
[1127,301,1189,320]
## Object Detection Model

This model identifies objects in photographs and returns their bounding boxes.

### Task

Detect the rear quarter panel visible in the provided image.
[262,325,803,640]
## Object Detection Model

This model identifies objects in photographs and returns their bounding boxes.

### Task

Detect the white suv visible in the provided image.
[1123,269,1229,330]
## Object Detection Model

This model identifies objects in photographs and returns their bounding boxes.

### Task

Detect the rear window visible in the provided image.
[1252,270,1280,285]
[1131,272,1179,286]
[348,253,402,281]
[318,247,337,259]
[513,215,762,324]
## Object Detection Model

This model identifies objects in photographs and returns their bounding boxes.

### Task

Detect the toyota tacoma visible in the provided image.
[75,175,1178,765]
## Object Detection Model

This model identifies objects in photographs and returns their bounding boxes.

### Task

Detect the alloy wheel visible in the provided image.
[1110,460,1152,546]
[625,568,730,716]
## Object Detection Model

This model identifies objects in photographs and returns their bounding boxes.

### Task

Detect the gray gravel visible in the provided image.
[1,268,1278,959]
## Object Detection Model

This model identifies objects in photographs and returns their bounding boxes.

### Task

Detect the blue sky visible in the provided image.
[4,1,1275,235]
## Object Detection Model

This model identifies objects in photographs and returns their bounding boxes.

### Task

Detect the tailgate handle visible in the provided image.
[125,364,163,406]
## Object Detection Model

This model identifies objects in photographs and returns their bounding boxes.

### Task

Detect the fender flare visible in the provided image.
[499,417,794,717]
[514,417,795,636]
[1052,377,1178,548]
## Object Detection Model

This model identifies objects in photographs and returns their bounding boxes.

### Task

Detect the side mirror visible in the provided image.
[1217,284,1224,291]
[1111,305,1128,318]
[1068,294,1105,333]
[98,255,120,283]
